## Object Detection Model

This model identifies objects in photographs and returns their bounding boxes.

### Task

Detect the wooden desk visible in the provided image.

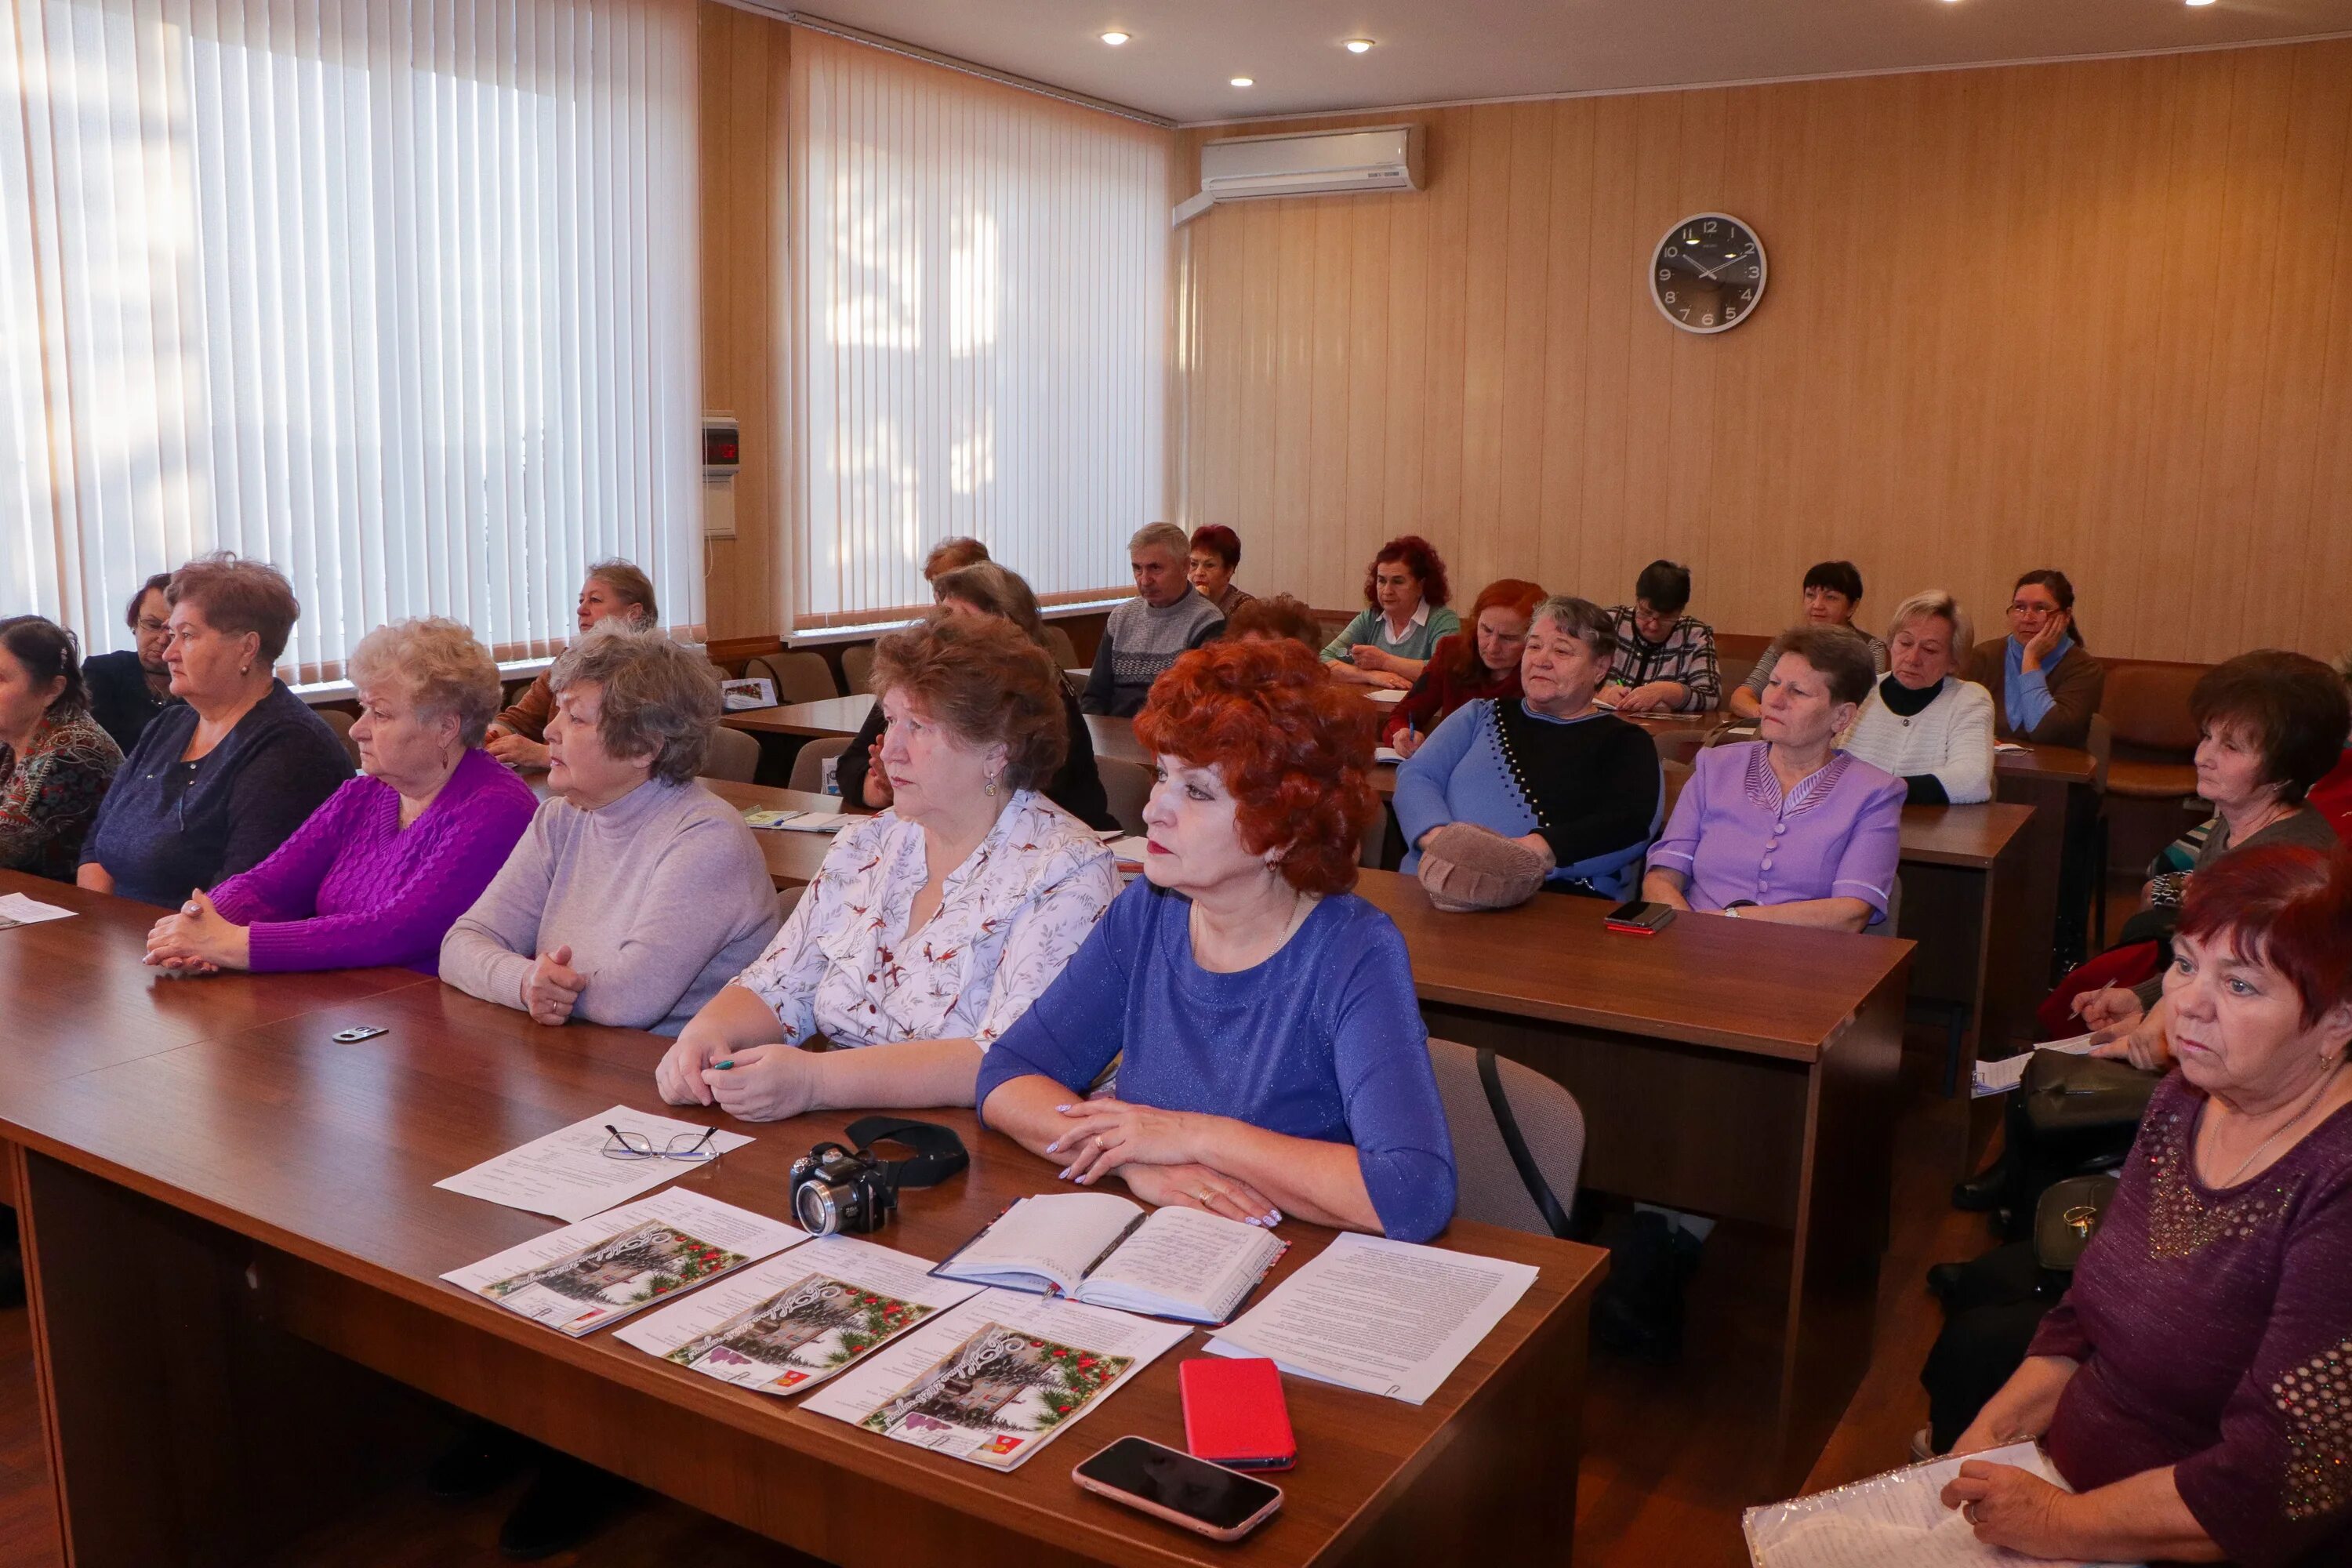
[2,891,1605,1568]
[704,779,850,889]
[722,695,876,739]
[1351,867,1911,1486]
[1994,744,2098,989]
[1891,804,2038,1083]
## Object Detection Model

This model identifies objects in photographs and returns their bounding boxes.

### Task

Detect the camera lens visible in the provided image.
[794,1179,844,1236]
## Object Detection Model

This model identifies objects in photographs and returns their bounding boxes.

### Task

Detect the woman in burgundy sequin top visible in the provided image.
[1941,844,2352,1566]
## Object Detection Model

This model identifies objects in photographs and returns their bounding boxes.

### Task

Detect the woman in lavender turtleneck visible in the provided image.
[144,619,535,975]
[1940,844,2352,1566]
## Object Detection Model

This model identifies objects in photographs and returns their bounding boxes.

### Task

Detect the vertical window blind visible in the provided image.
[789,28,1170,626]
[0,0,702,680]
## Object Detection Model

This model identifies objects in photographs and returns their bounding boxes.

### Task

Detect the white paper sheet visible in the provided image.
[1363,688,1406,705]
[1374,746,1405,764]
[1203,1232,1537,1404]
[741,808,807,830]
[1742,1441,2137,1568]
[434,1105,754,1221]
[772,811,847,833]
[0,891,74,927]
[615,1235,981,1393]
[439,1188,804,1336]
[803,1288,1189,1470]
[936,1192,1144,1295]
[1971,1033,2105,1098]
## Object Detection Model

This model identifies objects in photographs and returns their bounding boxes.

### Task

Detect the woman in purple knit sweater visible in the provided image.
[1941,844,2352,1566]
[142,619,535,975]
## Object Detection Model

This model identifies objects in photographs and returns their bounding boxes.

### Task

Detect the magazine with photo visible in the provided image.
[932,1192,1286,1325]
[803,1289,1190,1472]
[615,1236,982,1395]
[441,1189,806,1337]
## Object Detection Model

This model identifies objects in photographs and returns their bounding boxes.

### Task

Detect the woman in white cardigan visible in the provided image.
[1838,590,1994,804]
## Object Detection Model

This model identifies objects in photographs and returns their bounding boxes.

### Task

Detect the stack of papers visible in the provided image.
[803,1288,1190,1470]
[434,1105,753,1221]
[742,808,807,830]
[1971,1033,2104,1098]
[441,1189,803,1336]
[1205,1232,1537,1404]
[0,891,74,928]
[1363,688,1407,706]
[1374,745,1405,764]
[1742,1442,2132,1566]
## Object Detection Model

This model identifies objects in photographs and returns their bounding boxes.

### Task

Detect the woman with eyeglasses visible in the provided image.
[79,573,180,754]
[1959,569,2107,749]
[76,555,351,907]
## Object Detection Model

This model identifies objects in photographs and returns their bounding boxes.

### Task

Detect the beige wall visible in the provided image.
[700,2,789,645]
[1173,41,2352,662]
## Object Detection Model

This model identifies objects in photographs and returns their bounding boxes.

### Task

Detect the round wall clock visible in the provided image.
[1650,213,1766,334]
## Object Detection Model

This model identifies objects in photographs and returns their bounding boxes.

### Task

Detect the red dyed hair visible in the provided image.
[1134,640,1379,896]
[1432,577,1546,685]
[1362,535,1451,610]
[1188,524,1241,569]
[2176,844,2352,1028]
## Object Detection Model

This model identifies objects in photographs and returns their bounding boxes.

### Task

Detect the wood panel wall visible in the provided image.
[700,3,790,644]
[1173,40,2352,663]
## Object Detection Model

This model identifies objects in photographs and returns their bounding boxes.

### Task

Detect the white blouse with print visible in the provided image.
[732,790,1118,1051]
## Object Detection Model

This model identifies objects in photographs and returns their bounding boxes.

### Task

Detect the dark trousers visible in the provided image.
[1922,1242,2058,1452]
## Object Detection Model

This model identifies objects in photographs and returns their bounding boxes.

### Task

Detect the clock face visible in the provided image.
[1651,213,1766,334]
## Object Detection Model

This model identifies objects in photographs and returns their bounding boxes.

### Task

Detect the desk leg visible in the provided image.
[13,1149,430,1568]
[1775,962,1907,1491]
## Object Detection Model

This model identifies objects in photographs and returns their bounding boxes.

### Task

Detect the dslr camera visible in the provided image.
[789,1142,896,1236]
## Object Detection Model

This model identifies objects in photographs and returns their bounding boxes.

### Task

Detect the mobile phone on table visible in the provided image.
[1073,1436,1283,1541]
[1604,900,1676,935]
[1179,1356,1296,1472]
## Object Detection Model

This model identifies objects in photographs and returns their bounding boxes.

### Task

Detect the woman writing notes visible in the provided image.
[654,614,1116,1119]
[1642,627,1904,931]
[1319,535,1461,691]
[1939,846,2352,1566]
[141,619,535,975]
[977,639,1457,1243]
[1382,578,1544,758]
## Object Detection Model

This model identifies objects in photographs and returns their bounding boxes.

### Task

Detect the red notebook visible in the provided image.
[1179,1356,1297,1472]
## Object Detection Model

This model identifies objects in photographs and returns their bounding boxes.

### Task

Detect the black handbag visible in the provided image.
[2021,1049,2160,1138]
[2032,1173,2118,1276]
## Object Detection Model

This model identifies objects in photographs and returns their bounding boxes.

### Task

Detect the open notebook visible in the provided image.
[932,1192,1285,1325]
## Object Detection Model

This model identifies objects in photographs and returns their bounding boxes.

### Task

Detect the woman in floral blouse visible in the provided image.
[654,612,1117,1120]
[0,617,122,881]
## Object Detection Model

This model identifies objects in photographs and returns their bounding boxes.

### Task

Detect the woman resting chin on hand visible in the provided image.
[975,637,1459,1243]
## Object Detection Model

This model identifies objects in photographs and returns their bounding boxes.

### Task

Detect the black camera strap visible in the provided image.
[844,1116,970,1194]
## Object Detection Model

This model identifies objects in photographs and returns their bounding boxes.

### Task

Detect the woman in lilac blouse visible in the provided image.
[1642,626,1904,931]
[1940,844,2352,1566]
[143,619,535,974]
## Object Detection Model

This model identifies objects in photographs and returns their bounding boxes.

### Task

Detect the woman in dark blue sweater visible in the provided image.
[78,555,350,907]
[977,638,1457,1243]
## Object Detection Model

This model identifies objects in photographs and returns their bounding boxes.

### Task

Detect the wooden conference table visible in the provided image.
[0,871,1605,1568]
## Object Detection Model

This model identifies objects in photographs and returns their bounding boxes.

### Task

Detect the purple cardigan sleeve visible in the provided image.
[238,777,537,972]
[209,780,360,926]
[1831,768,1907,924]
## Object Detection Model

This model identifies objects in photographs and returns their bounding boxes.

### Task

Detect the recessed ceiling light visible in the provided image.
[1100,30,1129,45]
[1230,76,1254,87]
[1345,38,1376,53]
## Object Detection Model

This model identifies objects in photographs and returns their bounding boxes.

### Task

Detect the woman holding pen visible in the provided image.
[1382,579,1544,759]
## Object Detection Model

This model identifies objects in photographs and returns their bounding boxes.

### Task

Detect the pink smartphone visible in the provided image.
[1073,1436,1283,1542]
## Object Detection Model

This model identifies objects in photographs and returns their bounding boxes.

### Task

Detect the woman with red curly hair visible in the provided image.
[1320,534,1460,691]
[1384,577,1544,757]
[976,639,1457,1243]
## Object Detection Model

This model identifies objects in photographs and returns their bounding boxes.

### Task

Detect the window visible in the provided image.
[789,29,1170,626]
[0,0,702,679]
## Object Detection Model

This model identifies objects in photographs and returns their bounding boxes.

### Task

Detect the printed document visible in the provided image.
[1972,1033,2104,1098]
[434,1104,753,1221]
[440,1188,804,1337]
[0,892,74,928]
[616,1235,982,1394]
[1204,1232,1536,1404]
[804,1288,1189,1471]
[1743,1441,2139,1567]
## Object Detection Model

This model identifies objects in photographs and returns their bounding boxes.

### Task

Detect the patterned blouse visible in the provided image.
[0,713,122,881]
[732,790,1119,1052]
[2031,1072,2352,1566]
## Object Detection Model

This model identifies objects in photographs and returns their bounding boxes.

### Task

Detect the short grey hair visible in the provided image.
[547,626,720,785]
[1885,589,1973,657]
[348,618,503,748]
[1127,522,1189,562]
[1528,594,1618,659]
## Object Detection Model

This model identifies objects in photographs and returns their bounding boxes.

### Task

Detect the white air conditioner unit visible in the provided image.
[1174,124,1424,227]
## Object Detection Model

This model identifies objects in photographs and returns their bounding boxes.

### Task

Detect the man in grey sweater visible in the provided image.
[1083,522,1225,718]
